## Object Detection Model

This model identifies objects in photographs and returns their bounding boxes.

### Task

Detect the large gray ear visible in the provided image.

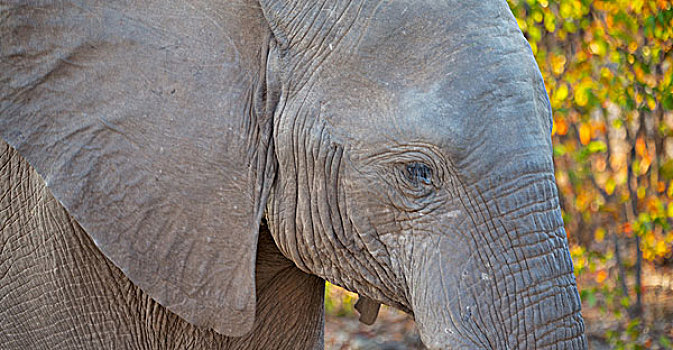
[0,1,278,336]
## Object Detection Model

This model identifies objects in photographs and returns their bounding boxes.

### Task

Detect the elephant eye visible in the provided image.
[404,163,433,187]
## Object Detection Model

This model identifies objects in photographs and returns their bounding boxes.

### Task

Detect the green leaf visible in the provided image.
[620,296,630,308]
[587,291,597,307]
[662,93,673,111]
[587,141,607,154]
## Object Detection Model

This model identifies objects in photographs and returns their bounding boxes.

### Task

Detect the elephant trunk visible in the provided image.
[410,174,587,349]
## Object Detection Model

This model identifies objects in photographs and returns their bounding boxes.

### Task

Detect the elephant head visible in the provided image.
[1,0,586,348]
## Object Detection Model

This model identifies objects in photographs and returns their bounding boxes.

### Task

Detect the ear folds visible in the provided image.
[1,1,278,336]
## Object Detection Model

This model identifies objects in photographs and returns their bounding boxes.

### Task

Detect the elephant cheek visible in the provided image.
[409,209,587,349]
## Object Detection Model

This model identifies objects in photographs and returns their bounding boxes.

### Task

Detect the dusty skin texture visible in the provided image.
[1,0,588,348]
[0,141,325,350]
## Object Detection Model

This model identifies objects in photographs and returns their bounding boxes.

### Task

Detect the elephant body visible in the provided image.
[1,0,587,348]
[0,141,325,349]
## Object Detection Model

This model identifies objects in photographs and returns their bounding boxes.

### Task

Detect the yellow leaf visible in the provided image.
[636,93,644,104]
[595,228,606,242]
[637,186,647,199]
[544,14,556,32]
[667,203,673,218]
[516,18,527,31]
[560,2,572,18]
[574,88,590,107]
[553,83,569,101]
[533,12,543,23]
[655,241,669,257]
[589,41,606,56]
[647,96,656,110]
[605,178,616,195]
[600,67,613,79]
[551,54,567,75]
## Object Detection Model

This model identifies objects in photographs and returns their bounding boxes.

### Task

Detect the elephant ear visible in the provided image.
[0,1,278,336]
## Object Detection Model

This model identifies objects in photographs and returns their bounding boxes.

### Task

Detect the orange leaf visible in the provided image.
[595,270,608,284]
[622,222,633,235]
[555,117,568,136]
[658,181,667,193]
[636,137,647,157]
[579,123,591,145]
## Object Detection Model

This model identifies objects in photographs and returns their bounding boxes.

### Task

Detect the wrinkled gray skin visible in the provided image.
[1,0,587,349]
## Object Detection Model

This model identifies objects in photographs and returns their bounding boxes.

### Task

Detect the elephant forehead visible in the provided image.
[319,77,541,154]
[314,0,541,114]
[338,0,526,80]
[294,0,551,158]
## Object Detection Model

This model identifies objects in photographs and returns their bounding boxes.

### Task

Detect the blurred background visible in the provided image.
[323,1,673,349]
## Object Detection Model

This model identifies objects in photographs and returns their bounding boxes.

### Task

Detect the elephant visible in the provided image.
[0,0,588,348]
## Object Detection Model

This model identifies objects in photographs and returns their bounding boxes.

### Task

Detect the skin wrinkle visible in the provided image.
[330,146,348,255]
[314,124,336,277]
[331,0,366,54]
[420,215,491,344]
[283,2,359,88]
[321,146,382,291]
[344,182,399,293]
[536,313,585,341]
[500,221,534,347]
[336,157,401,298]
[461,199,510,344]
[361,215,411,297]
[440,235,490,348]
[269,94,292,268]
[484,191,562,270]
[451,175,513,345]
[475,177,548,329]
[272,90,400,304]
[288,1,329,50]
[288,96,308,271]
[300,107,318,272]
[307,2,349,52]
[385,204,417,299]
[511,214,560,348]
[348,0,386,51]
[502,274,576,321]
[328,148,353,252]
[461,255,504,348]
[480,202,527,345]
[451,225,497,348]
[307,1,361,80]
[319,142,341,278]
